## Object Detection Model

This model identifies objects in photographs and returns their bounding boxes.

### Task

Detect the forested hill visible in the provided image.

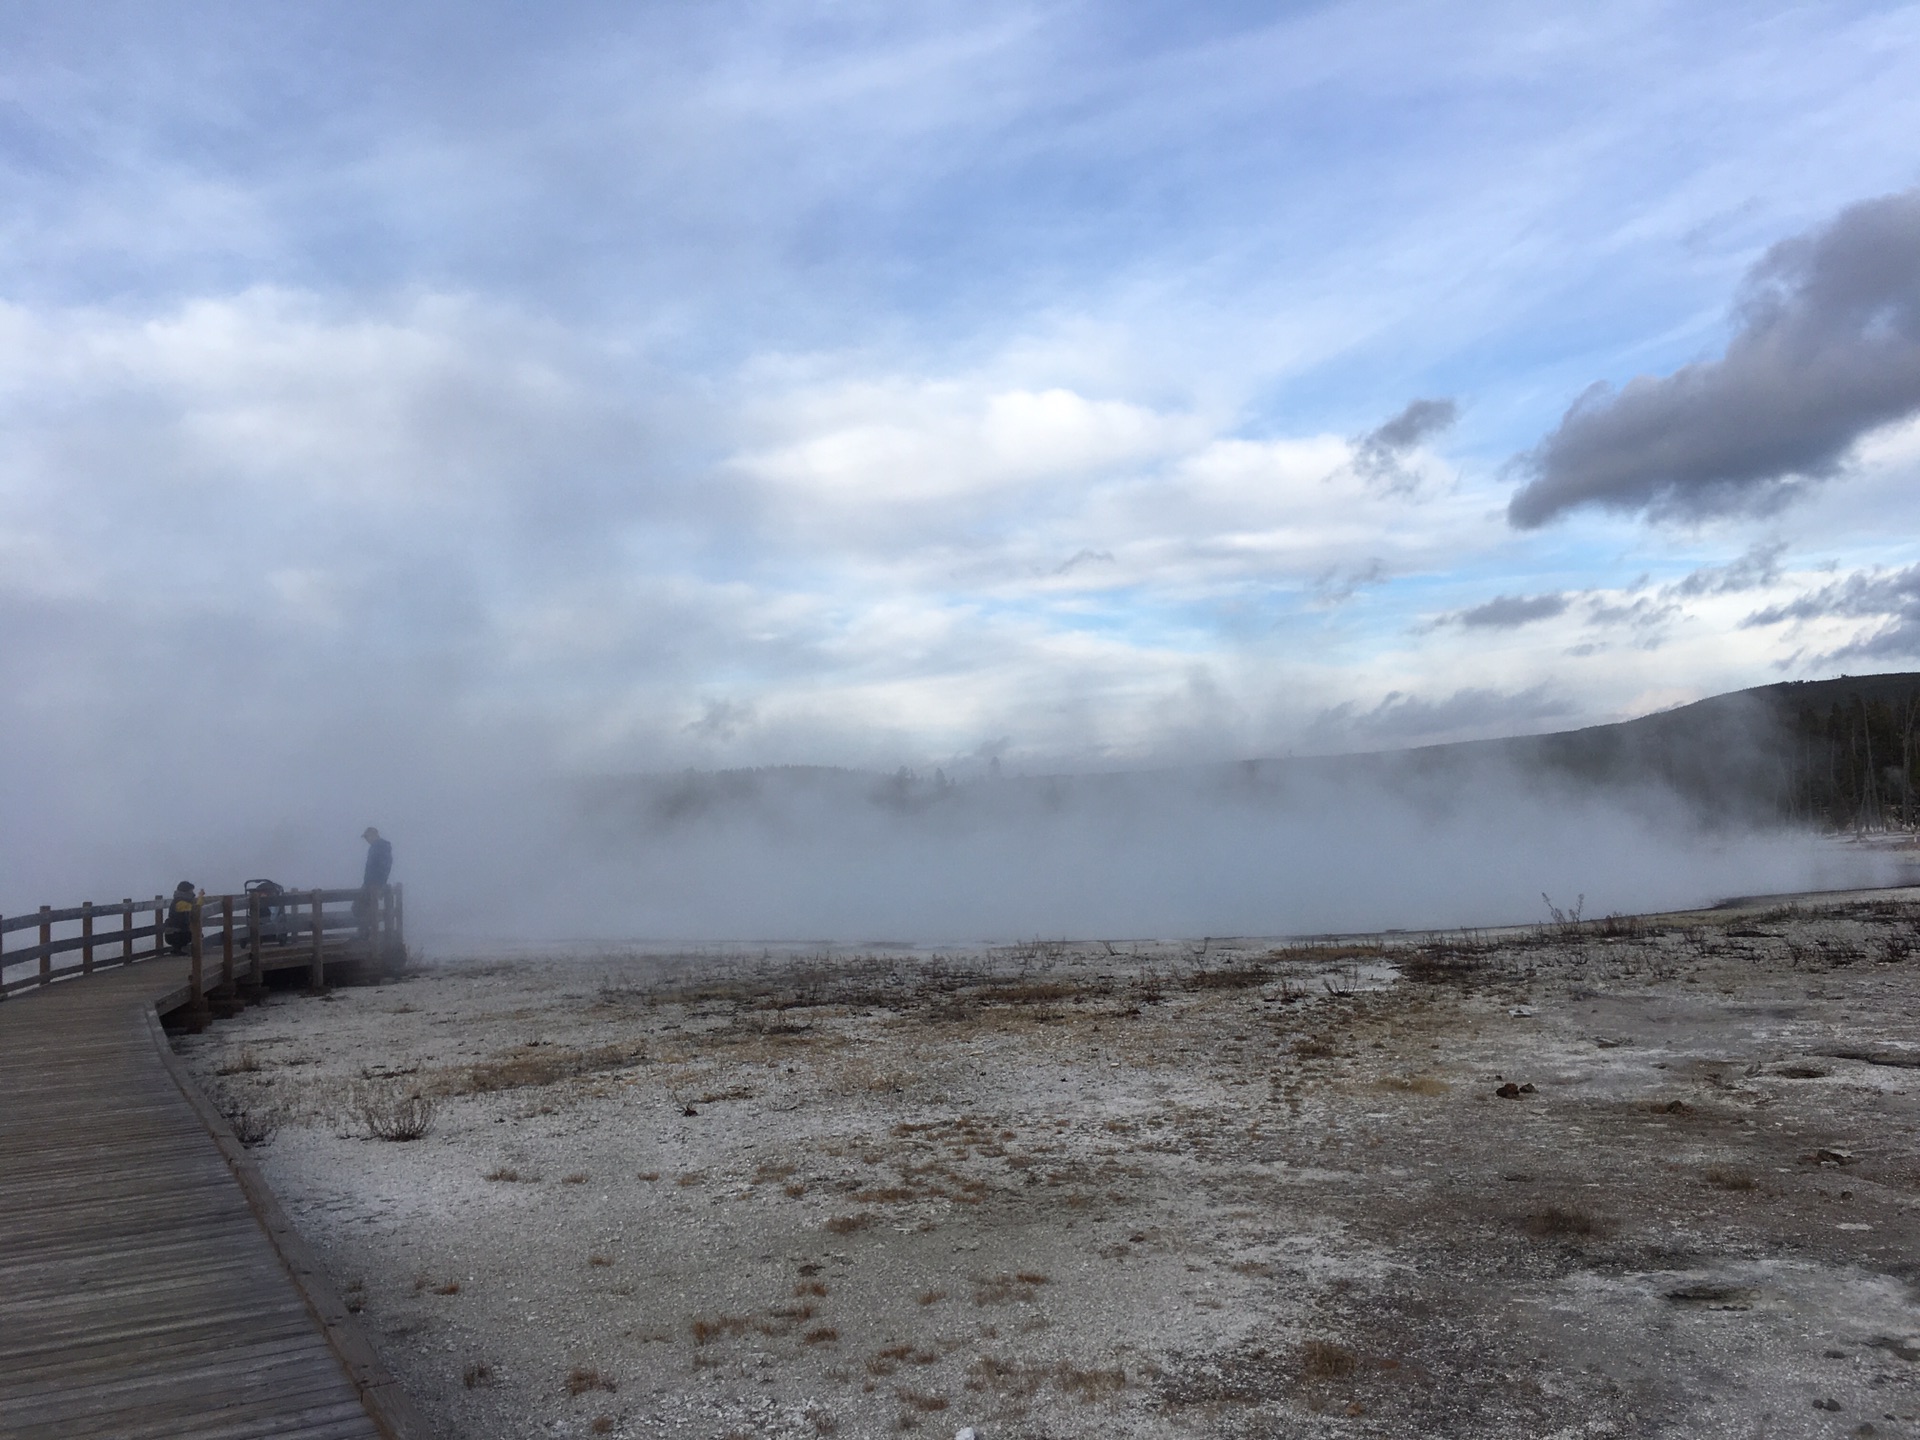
[587,673,1920,836]
[1382,671,1920,828]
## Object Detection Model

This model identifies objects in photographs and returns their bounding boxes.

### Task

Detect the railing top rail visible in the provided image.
[1,899,159,932]
[3,884,389,933]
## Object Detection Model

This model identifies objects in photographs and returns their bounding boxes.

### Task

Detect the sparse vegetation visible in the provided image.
[1301,1339,1358,1379]
[227,1107,277,1146]
[566,1366,616,1396]
[351,1081,438,1141]
[1523,1204,1606,1239]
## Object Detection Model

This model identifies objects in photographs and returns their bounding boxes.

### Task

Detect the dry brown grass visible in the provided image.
[484,1166,526,1182]
[432,1280,460,1295]
[895,1389,948,1412]
[825,1213,874,1234]
[447,1042,644,1096]
[917,1289,946,1305]
[462,1362,493,1388]
[803,1326,840,1345]
[589,1417,614,1435]
[566,1366,616,1396]
[690,1315,753,1345]
[973,1272,1048,1304]
[794,1280,828,1297]
[1056,1364,1127,1400]
[562,1172,590,1185]
[1301,1339,1358,1379]
[1523,1204,1606,1238]
[1704,1165,1758,1191]
[588,1254,612,1267]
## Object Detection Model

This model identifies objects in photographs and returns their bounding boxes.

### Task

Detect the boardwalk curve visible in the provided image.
[1,932,429,1436]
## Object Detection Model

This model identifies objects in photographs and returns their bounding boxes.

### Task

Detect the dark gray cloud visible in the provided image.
[1509,188,1920,528]
[1353,398,1458,494]
[1743,563,1920,659]
[1449,592,1569,629]
[1666,540,1787,597]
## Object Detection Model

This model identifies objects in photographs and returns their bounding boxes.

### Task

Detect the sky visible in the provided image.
[4,2,1920,923]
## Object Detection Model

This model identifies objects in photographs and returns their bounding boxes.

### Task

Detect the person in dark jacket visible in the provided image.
[355,828,394,933]
[362,828,393,888]
[164,881,198,955]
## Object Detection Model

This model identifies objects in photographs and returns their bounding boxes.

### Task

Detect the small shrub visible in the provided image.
[590,1417,614,1435]
[896,1389,948,1412]
[917,1289,945,1305]
[216,1047,263,1075]
[804,1326,840,1345]
[795,1280,828,1297]
[825,1213,873,1234]
[484,1167,522,1182]
[589,1254,612,1267]
[562,1172,590,1185]
[433,1281,460,1295]
[229,1108,278,1146]
[567,1365,616,1396]
[1704,1166,1757,1191]
[352,1082,438,1142]
[463,1362,493,1388]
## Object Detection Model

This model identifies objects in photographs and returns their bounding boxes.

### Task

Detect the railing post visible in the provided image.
[81,901,95,974]
[245,894,264,1000]
[1,915,7,1000]
[186,897,209,1032]
[152,896,164,960]
[39,905,51,988]
[309,890,325,992]
[214,894,237,1015]
[122,899,134,967]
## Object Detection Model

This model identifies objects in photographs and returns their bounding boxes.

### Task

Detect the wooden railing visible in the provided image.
[0,884,405,1022]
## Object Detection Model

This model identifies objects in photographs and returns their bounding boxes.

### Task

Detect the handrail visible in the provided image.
[0,882,405,1014]
[0,898,154,932]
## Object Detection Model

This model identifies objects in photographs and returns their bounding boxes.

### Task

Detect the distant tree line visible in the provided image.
[1788,690,1920,831]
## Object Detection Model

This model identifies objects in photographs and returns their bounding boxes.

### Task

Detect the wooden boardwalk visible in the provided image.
[0,957,421,1438]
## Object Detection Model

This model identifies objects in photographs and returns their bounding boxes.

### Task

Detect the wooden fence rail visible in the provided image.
[0,883,405,1021]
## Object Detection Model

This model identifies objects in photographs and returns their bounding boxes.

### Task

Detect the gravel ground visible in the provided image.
[178,888,1920,1440]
